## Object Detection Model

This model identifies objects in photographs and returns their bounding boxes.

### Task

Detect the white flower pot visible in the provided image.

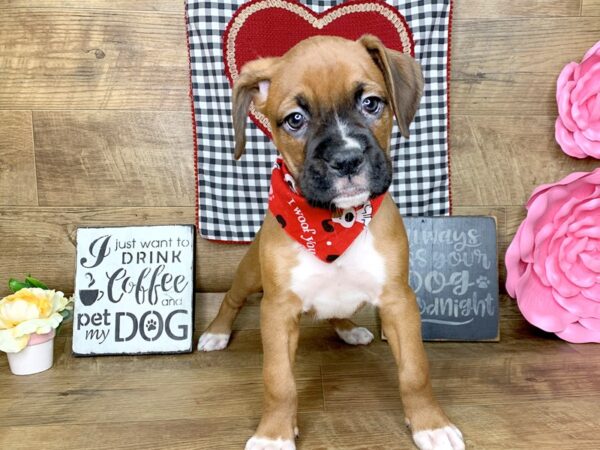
[6,330,55,376]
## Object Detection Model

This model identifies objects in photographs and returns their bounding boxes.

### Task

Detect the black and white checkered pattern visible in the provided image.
[187,0,452,241]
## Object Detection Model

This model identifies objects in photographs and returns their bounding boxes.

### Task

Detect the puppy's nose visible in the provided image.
[328,151,365,176]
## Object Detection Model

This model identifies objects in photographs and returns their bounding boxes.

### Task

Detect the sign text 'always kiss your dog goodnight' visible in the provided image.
[404,216,499,341]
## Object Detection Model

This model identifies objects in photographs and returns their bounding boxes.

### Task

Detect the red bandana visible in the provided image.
[268,158,385,263]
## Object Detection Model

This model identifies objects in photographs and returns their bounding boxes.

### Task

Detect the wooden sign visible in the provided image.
[73,225,195,355]
[403,216,499,341]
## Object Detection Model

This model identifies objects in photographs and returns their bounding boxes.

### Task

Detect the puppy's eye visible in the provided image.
[361,96,383,116]
[284,112,307,132]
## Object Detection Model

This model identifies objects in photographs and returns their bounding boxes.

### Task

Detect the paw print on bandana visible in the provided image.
[146,318,158,332]
[476,276,490,289]
[276,215,287,228]
[322,219,334,232]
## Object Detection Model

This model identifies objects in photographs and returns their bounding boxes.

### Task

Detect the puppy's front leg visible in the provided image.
[246,291,302,450]
[379,285,465,450]
[198,232,262,352]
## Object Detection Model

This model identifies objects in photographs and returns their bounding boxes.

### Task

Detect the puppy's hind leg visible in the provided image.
[329,318,374,346]
[198,232,263,352]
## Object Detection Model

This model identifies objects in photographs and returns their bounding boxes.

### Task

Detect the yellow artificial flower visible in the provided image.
[0,288,72,353]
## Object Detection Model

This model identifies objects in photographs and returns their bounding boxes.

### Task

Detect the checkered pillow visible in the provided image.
[187,0,452,241]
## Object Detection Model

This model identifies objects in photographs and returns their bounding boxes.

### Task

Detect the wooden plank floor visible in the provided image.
[1,294,600,449]
[1,1,600,449]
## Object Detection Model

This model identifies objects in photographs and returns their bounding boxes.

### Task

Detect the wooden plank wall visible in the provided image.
[1,0,599,295]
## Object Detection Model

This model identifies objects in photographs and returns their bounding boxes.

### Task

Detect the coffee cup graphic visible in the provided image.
[78,289,104,306]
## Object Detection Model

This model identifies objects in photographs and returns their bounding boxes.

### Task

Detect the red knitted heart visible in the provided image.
[223,0,414,138]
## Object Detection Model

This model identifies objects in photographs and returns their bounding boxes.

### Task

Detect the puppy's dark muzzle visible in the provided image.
[326,149,366,177]
[300,117,391,209]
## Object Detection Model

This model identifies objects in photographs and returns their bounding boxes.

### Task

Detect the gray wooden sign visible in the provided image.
[73,225,195,355]
[404,216,499,341]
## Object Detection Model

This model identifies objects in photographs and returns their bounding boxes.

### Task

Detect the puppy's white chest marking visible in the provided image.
[290,229,386,319]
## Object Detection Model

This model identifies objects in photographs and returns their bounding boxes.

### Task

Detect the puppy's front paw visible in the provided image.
[335,326,374,345]
[197,332,230,352]
[412,425,464,450]
[245,436,296,450]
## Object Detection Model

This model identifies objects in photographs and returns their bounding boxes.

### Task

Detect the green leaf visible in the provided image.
[60,309,72,321]
[8,278,28,293]
[56,309,73,336]
[25,276,48,290]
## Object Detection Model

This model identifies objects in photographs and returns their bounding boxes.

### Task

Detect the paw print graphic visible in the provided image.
[146,318,158,332]
[476,276,490,289]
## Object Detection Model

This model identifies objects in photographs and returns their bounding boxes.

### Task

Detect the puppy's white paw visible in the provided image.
[335,326,374,345]
[412,425,465,450]
[245,436,296,450]
[197,332,230,352]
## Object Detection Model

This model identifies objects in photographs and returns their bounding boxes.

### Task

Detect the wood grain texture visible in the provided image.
[0,366,323,427]
[322,354,600,411]
[453,206,508,286]
[452,18,600,75]
[0,111,37,205]
[582,0,600,15]
[454,0,582,19]
[2,401,600,450]
[450,115,598,206]
[0,1,183,11]
[0,207,250,296]
[33,111,195,206]
[2,295,600,449]
[451,17,600,115]
[0,9,189,110]
[506,205,527,237]
[0,207,509,298]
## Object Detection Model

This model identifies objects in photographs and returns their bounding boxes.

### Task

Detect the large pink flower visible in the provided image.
[506,169,600,343]
[555,41,600,158]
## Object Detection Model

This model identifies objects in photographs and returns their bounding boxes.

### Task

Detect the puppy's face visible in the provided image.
[233,35,423,210]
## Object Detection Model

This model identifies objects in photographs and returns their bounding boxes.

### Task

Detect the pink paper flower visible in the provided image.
[555,41,600,158]
[506,169,600,343]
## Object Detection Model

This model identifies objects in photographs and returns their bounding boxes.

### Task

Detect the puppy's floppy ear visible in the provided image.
[232,57,278,159]
[358,34,424,138]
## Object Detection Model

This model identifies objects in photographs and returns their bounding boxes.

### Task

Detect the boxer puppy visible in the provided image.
[198,35,465,450]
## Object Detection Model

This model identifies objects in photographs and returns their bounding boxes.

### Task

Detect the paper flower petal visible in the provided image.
[555,42,600,158]
[515,266,577,333]
[556,321,600,343]
[506,168,600,342]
